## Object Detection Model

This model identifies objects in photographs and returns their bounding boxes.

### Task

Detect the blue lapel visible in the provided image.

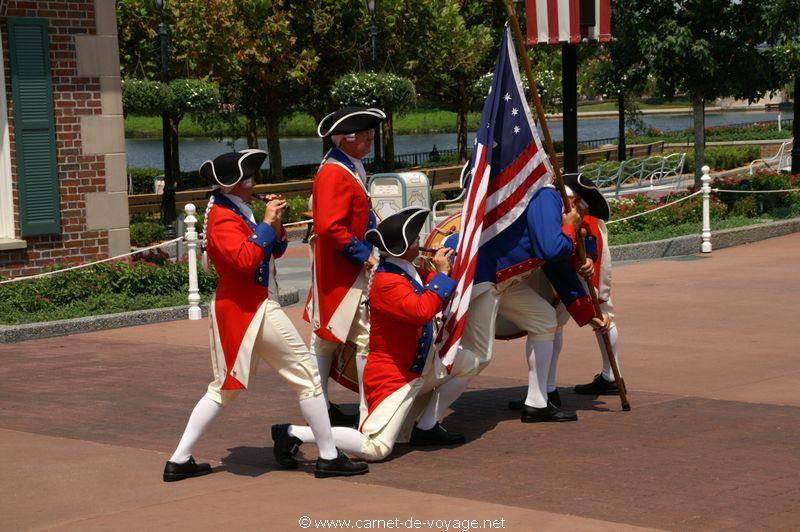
[213,194,258,231]
[376,260,433,375]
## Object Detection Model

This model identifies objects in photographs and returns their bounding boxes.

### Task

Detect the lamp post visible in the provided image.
[365,0,382,169]
[156,0,176,236]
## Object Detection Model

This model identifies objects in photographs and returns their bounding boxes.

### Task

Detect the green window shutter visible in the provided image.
[7,17,60,237]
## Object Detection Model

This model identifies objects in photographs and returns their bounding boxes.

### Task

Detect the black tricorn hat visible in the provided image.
[317,107,386,137]
[563,173,610,222]
[199,149,267,187]
[365,207,429,257]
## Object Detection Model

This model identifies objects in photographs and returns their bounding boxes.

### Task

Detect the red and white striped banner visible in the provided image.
[525,0,611,45]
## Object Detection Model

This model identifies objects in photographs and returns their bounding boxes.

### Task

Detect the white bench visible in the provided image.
[749,140,793,175]
[580,153,686,197]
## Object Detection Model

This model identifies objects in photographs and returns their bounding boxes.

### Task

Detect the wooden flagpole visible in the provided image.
[502,0,630,411]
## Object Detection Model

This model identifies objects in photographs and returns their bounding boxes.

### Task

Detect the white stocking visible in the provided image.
[288,425,367,458]
[297,394,338,460]
[597,323,620,382]
[547,330,564,393]
[169,396,223,464]
[314,354,333,407]
[416,377,470,430]
[525,338,553,408]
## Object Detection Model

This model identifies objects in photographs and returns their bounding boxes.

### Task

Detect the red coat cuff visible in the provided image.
[566,295,596,327]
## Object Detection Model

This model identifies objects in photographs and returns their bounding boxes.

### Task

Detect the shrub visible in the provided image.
[128,167,161,194]
[332,73,416,113]
[684,146,760,172]
[130,221,166,247]
[284,196,311,223]
[713,170,800,214]
[0,258,219,324]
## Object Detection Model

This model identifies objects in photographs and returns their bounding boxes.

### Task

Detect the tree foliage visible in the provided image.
[623,0,782,184]
[332,72,417,168]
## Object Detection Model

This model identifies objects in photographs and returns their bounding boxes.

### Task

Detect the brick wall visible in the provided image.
[1,0,111,278]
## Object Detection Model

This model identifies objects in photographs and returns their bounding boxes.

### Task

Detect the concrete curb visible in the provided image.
[0,287,300,344]
[611,217,800,262]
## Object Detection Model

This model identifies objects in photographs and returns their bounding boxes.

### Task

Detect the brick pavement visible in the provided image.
[1,234,799,531]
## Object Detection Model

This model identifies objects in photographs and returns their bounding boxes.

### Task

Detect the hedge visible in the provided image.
[606,170,800,235]
[683,146,760,173]
[0,250,218,325]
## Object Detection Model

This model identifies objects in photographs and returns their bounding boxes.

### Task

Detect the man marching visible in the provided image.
[305,107,386,427]
[445,177,608,423]
[163,150,367,481]
[547,174,623,398]
[276,208,475,462]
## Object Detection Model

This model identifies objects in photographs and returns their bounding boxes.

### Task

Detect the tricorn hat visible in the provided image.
[563,173,610,221]
[365,207,429,257]
[199,149,267,187]
[317,107,386,138]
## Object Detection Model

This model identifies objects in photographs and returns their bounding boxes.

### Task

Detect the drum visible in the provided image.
[330,340,359,393]
[423,213,526,341]
[423,212,461,250]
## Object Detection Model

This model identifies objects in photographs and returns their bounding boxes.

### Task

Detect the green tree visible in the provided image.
[586,0,652,159]
[383,0,500,163]
[121,78,220,176]
[762,0,800,173]
[632,0,780,186]
[171,0,318,181]
[290,0,369,155]
[331,73,416,170]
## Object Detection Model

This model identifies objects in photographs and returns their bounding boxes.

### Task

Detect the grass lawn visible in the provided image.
[125,109,484,139]
[577,98,694,113]
[606,215,781,246]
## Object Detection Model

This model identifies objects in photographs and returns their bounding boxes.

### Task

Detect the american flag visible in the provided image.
[435,26,554,372]
[525,0,611,45]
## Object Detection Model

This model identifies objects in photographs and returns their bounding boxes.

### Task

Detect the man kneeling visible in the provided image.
[273,207,475,462]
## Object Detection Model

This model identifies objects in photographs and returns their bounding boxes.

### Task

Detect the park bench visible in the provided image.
[580,152,686,197]
[749,140,793,175]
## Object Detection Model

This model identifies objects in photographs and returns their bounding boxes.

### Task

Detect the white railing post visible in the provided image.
[701,165,712,253]
[184,203,202,320]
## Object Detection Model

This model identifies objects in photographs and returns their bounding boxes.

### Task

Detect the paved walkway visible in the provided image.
[2,234,799,531]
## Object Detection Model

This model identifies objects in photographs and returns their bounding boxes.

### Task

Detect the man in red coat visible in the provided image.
[277,208,476,461]
[304,107,386,427]
[164,150,367,481]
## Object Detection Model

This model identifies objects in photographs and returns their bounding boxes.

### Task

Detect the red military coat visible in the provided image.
[206,195,287,390]
[304,148,376,342]
[361,261,456,418]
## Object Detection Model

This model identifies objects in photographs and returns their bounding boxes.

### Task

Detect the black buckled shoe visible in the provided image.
[271,423,303,469]
[315,450,369,478]
[409,423,466,446]
[328,403,358,428]
[574,374,620,395]
[521,403,578,423]
[163,456,212,482]
[509,390,561,410]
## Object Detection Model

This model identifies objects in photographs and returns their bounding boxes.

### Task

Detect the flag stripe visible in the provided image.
[527,0,611,44]
[484,164,549,229]
[569,0,581,43]
[547,0,560,44]
[526,0,538,45]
